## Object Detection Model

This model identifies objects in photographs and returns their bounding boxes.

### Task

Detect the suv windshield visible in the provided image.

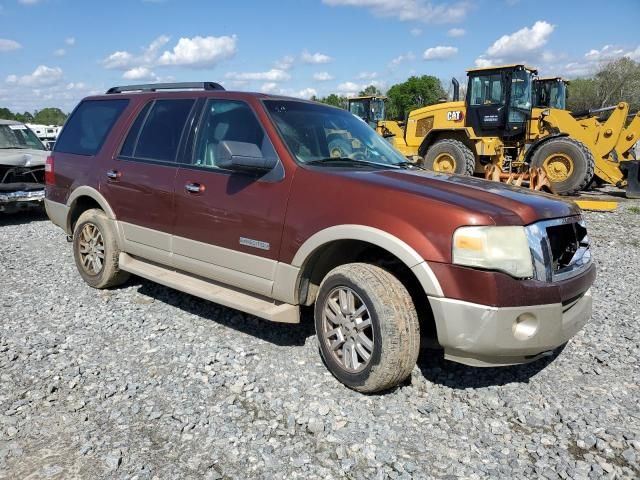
[263,100,407,167]
[0,124,46,150]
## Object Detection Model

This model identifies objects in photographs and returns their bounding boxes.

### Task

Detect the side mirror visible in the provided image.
[216,140,277,172]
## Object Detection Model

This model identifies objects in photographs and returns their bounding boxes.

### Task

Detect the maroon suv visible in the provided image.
[45,82,595,392]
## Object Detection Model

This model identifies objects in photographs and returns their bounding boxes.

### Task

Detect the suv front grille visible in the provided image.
[526,216,591,282]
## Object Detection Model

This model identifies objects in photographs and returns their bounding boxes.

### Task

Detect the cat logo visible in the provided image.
[447,111,464,122]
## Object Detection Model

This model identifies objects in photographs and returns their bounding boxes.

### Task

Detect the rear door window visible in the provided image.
[55,99,129,155]
[121,99,195,163]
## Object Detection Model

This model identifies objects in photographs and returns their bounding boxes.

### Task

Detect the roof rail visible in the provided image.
[106,82,225,94]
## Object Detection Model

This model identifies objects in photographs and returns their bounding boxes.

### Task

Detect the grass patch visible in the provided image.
[628,206,640,214]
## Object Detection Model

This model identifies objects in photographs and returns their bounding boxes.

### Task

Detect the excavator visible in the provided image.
[347,65,640,198]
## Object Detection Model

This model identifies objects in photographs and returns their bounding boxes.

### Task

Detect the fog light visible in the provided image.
[513,313,539,341]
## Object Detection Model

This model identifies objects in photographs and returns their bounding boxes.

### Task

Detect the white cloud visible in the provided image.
[18,0,43,4]
[561,44,640,77]
[297,88,317,99]
[626,46,640,62]
[423,45,458,60]
[65,37,76,46]
[5,65,64,87]
[474,20,555,67]
[389,52,416,66]
[0,39,22,52]
[225,69,291,82]
[337,81,361,96]
[102,34,237,71]
[585,45,626,62]
[357,71,378,80]
[53,48,66,57]
[123,67,159,81]
[322,0,469,24]
[410,28,422,36]
[260,82,279,94]
[336,80,386,97]
[158,35,237,67]
[487,20,554,58]
[274,55,295,70]
[301,50,332,64]
[313,71,334,81]
[447,27,465,37]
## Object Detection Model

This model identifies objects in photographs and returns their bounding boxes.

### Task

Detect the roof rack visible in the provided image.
[106,82,225,94]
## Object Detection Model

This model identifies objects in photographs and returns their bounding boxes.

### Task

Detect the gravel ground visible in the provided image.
[0,198,639,480]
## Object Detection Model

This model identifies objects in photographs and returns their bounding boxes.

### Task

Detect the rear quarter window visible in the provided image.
[55,99,129,156]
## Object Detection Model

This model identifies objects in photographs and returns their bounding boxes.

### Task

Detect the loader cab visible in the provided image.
[465,64,537,139]
[348,96,386,128]
[533,77,568,110]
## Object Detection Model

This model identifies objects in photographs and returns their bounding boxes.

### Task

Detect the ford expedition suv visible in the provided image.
[0,120,48,213]
[45,82,595,392]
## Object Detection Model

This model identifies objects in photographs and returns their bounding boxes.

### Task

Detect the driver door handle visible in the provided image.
[106,169,121,180]
[185,182,205,193]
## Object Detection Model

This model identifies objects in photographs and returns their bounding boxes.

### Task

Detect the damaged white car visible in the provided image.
[0,120,48,213]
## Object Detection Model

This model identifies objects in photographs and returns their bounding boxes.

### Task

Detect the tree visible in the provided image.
[358,85,382,97]
[567,58,640,112]
[33,107,67,126]
[0,108,15,121]
[317,93,348,109]
[385,75,446,120]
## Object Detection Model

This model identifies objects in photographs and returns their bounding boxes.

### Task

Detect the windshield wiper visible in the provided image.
[396,160,425,170]
[306,157,401,169]
[0,146,29,149]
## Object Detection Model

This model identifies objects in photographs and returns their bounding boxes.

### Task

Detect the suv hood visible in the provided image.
[0,149,48,167]
[352,168,581,225]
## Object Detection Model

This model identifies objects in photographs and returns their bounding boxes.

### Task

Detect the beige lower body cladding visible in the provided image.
[428,290,592,367]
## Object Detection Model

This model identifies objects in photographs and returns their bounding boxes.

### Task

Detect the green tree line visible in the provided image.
[0,107,68,126]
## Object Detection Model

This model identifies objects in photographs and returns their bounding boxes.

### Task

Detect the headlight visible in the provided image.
[452,226,533,278]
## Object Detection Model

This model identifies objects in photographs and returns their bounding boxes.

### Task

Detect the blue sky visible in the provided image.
[0,0,638,112]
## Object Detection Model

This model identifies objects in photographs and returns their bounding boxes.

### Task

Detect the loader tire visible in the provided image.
[423,139,475,176]
[530,137,595,195]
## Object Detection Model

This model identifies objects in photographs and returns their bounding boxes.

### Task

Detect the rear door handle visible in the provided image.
[106,169,121,180]
[185,182,205,193]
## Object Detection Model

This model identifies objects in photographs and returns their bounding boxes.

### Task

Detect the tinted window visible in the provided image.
[120,102,152,157]
[469,74,504,106]
[134,99,194,162]
[55,99,128,155]
[194,100,277,170]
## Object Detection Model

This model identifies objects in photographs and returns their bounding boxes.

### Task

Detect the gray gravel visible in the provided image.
[0,199,639,479]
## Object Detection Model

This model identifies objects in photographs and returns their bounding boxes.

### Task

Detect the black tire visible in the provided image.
[530,137,595,195]
[72,208,129,289]
[328,138,353,158]
[423,139,475,176]
[314,263,420,393]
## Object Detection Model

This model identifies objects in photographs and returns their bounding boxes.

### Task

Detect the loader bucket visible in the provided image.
[622,160,640,199]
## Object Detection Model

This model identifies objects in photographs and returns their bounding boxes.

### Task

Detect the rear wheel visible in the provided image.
[530,138,595,195]
[423,139,475,176]
[314,263,420,393]
[73,209,129,289]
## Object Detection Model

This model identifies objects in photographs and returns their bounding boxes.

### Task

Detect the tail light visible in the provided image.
[45,155,55,185]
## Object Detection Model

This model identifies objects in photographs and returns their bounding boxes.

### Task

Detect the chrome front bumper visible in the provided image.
[0,188,45,207]
[429,289,592,367]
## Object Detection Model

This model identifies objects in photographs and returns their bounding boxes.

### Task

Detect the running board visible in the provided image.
[119,253,300,324]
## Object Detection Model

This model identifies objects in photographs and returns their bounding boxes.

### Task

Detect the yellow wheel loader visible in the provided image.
[348,65,640,197]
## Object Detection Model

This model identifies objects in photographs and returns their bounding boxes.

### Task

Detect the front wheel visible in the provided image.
[530,138,595,195]
[314,263,420,393]
[423,139,476,176]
